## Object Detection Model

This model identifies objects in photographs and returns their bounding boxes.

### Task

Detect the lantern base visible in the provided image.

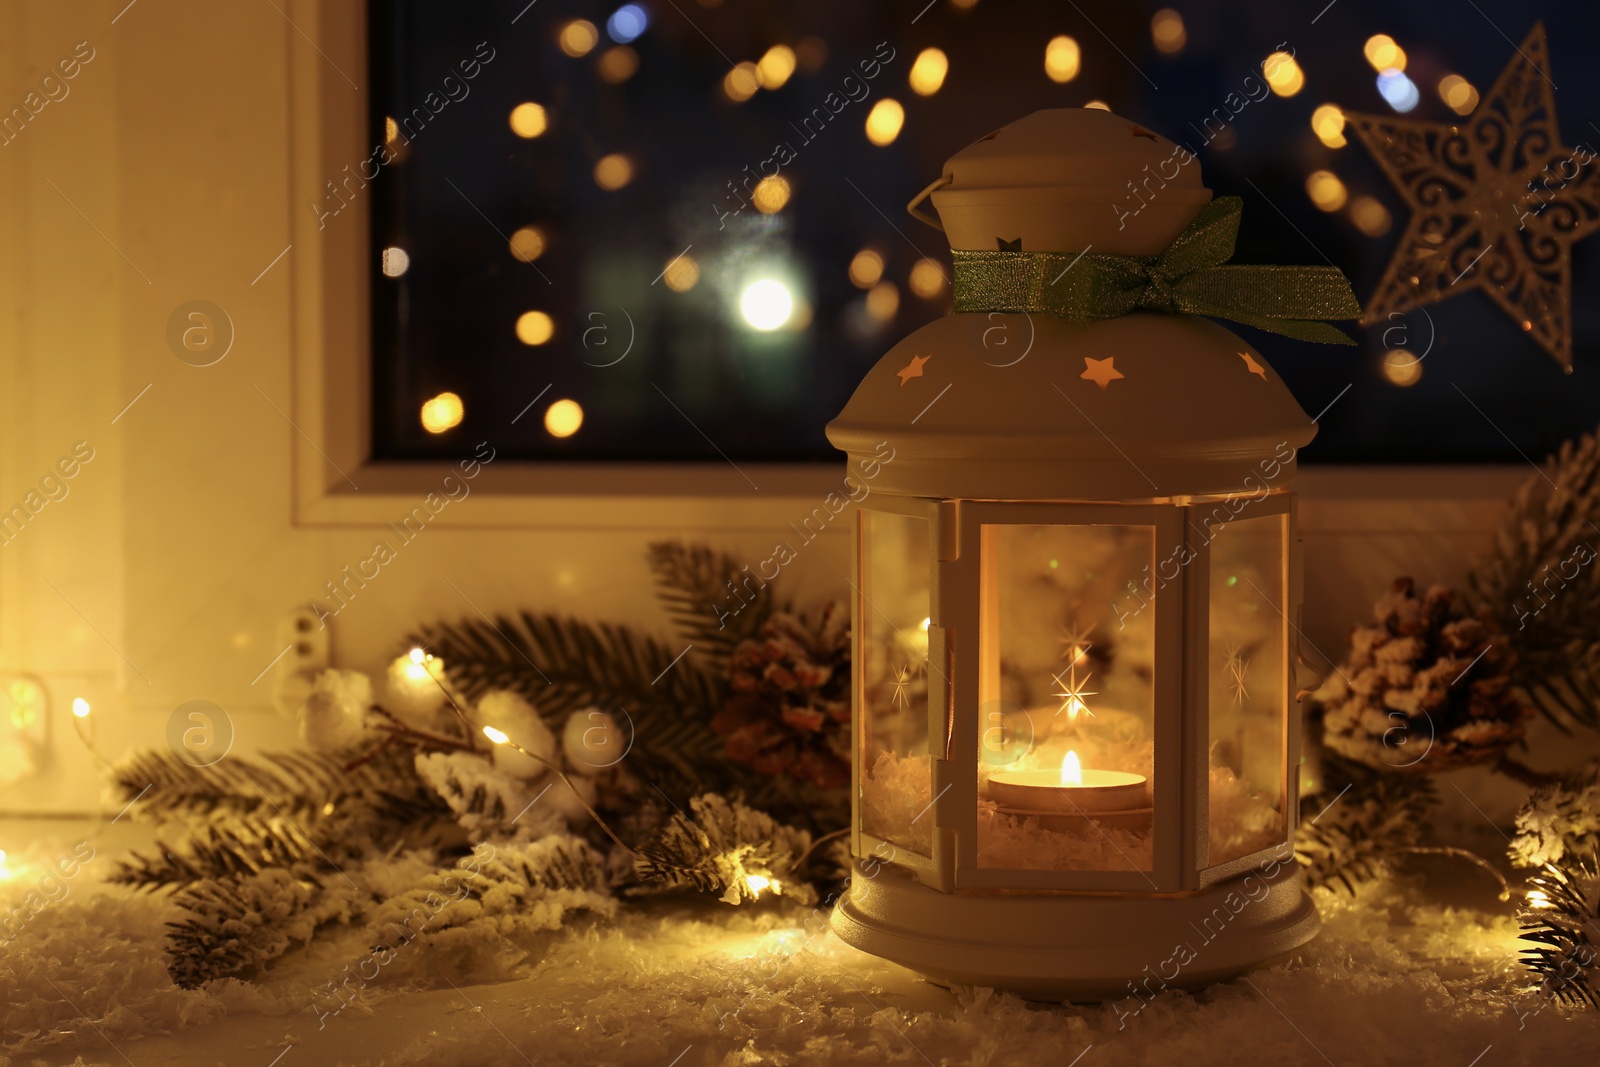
[830,860,1318,1002]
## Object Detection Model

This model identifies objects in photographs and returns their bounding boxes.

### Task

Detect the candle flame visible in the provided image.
[1061,750,1082,786]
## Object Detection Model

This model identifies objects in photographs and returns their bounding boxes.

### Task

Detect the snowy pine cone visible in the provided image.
[712,603,850,788]
[1320,577,1532,773]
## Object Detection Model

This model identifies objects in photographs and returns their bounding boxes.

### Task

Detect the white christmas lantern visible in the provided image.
[827,109,1359,1000]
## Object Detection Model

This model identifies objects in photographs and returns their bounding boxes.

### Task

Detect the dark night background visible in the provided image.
[367,0,1600,464]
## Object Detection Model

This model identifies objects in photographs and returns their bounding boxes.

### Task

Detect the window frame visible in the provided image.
[289,0,847,531]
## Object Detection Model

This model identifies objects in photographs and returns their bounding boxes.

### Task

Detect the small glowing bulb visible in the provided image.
[746,874,772,898]
[1527,889,1552,908]
[71,698,91,719]
[409,648,427,665]
[322,801,336,816]
[920,617,931,632]
[1062,750,1083,786]
[483,725,510,745]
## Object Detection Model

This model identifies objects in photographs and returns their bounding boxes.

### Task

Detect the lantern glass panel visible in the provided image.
[976,523,1156,873]
[858,509,933,857]
[1205,512,1289,864]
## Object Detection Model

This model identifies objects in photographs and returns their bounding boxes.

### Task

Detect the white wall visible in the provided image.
[0,0,1576,817]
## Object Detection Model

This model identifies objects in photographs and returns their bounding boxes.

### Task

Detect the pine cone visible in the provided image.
[1320,577,1532,773]
[712,603,850,789]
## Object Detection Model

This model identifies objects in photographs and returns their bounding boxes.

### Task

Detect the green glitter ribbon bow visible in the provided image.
[950,196,1362,345]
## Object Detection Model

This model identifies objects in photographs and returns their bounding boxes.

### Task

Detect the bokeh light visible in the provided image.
[751,175,791,213]
[740,279,794,330]
[724,62,760,102]
[663,254,700,292]
[1363,34,1405,73]
[758,45,797,89]
[516,311,554,345]
[1263,51,1304,96]
[420,392,464,434]
[1377,69,1419,113]
[1349,196,1392,236]
[1306,170,1348,211]
[509,226,546,262]
[559,19,600,57]
[849,249,885,289]
[1439,74,1479,115]
[1311,104,1346,148]
[1045,36,1080,83]
[1151,9,1186,54]
[908,258,946,299]
[866,281,900,322]
[598,46,640,83]
[509,102,548,138]
[865,99,904,146]
[606,4,648,44]
[545,399,584,437]
[594,153,634,190]
[381,247,410,278]
[1382,349,1422,387]
[909,48,949,95]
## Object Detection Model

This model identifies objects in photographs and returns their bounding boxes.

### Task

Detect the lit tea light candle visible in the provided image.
[988,750,1148,814]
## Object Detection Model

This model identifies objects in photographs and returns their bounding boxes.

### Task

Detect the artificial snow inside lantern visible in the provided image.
[826,108,1362,1000]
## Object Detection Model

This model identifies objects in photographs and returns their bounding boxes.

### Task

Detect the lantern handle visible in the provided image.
[906,175,950,231]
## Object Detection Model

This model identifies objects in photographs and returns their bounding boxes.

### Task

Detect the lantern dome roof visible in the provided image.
[825,311,1317,501]
[927,108,1212,257]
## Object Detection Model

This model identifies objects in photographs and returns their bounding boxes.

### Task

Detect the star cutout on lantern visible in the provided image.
[1080,356,1125,390]
[1239,351,1268,379]
[1129,125,1158,140]
[997,237,1023,252]
[897,354,930,386]
[1347,23,1600,371]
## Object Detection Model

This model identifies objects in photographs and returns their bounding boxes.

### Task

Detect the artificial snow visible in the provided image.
[5,842,1600,1066]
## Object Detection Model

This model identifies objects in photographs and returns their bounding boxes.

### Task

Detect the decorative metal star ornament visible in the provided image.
[1347,24,1600,371]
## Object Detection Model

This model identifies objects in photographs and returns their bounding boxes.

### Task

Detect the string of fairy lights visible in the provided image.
[381,4,1491,442]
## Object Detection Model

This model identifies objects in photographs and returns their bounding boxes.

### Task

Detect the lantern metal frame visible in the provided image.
[850,492,1300,897]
